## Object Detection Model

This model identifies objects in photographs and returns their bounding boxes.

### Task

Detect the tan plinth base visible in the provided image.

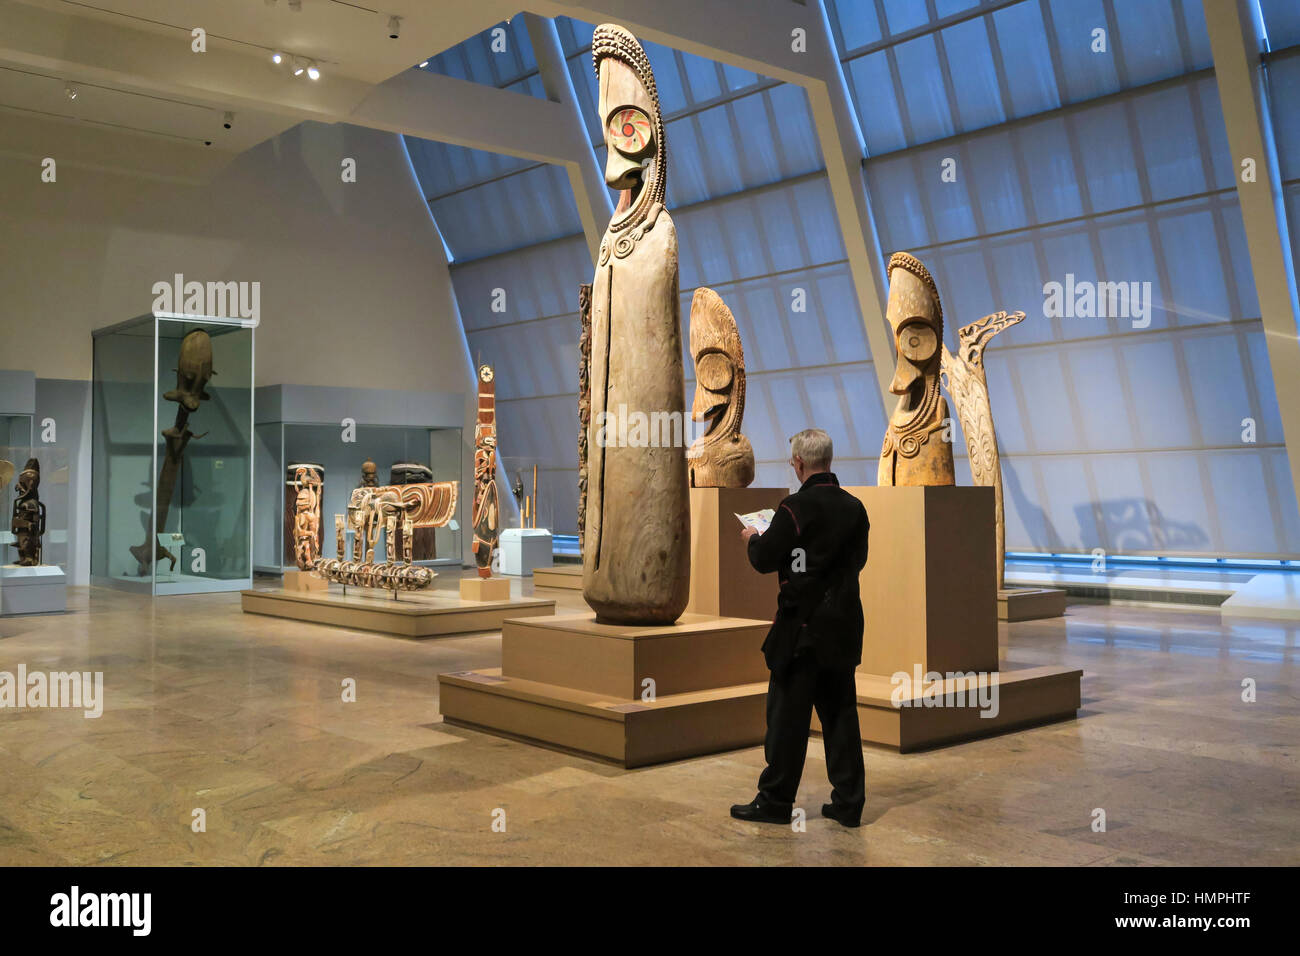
[532,564,583,590]
[240,587,554,638]
[686,486,784,619]
[459,576,513,602]
[999,587,1067,621]
[814,661,1081,752]
[439,612,771,767]
[282,570,328,592]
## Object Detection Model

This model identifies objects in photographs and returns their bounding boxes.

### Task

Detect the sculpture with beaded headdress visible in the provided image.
[581,23,690,625]
[878,252,956,487]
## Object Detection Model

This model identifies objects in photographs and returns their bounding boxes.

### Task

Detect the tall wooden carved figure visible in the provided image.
[583,24,690,625]
[471,363,500,578]
[878,252,956,487]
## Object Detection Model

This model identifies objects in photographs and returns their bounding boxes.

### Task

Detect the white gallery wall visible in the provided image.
[0,120,489,582]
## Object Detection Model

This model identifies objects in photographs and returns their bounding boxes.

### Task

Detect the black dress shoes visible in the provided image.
[730,798,793,824]
[821,802,862,828]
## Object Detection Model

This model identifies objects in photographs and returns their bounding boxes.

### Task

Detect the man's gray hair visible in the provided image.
[789,428,833,470]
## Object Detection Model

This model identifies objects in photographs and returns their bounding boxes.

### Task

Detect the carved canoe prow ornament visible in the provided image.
[582,23,690,625]
[941,310,1025,591]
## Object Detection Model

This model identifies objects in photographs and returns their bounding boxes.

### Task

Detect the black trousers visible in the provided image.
[757,652,865,812]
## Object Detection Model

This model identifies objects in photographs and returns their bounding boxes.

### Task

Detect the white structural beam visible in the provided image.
[349,69,582,165]
[524,12,615,262]
[526,0,896,410]
[1204,0,1300,512]
[0,0,582,167]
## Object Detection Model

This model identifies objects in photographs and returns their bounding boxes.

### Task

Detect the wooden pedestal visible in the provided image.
[841,486,1080,750]
[460,576,513,602]
[440,612,770,767]
[999,587,1067,621]
[240,587,554,638]
[533,564,583,590]
[686,486,784,619]
[282,570,328,592]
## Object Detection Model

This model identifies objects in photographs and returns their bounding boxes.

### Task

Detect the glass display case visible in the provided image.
[91,314,255,595]
[255,422,463,573]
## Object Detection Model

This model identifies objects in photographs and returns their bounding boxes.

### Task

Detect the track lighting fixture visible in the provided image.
[418,60,428,69]
[271,51,284,65]
[64,84,78,100]
[388,15,401,39]
[292,57,305,77]
[223,111,233,129]
[306,61,320,81]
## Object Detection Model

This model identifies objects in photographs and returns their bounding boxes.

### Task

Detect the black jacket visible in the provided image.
[746,472,869,674]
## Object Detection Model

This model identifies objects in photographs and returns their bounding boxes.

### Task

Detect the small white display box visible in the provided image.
[500,528,553,577]
[0,564,67,615]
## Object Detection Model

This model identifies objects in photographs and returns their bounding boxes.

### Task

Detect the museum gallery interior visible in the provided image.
[0,0,1297,870]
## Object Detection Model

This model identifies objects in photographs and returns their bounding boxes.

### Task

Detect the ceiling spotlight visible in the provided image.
[223,111,233,129]
[388,15,401,39]
[306,62,320,81]
[271,51,284,65]
[418,60,428,68]
[292,56,305,77]
[64,84,77,100]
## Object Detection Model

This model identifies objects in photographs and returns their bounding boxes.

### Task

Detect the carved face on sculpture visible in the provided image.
[885,252,944,404]
[360,460,377,487]
[594,23,666,224]
[15,458,38,499]
[162,329,214,411]
[689,288,744,437]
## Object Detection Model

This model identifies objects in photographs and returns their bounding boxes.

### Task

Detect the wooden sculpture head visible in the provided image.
[162,329,214,411]
[687,287,754,488]
[878,252,955,486]
[594,23,666,227]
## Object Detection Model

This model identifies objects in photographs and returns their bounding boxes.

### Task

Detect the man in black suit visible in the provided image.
[731,428,869,827]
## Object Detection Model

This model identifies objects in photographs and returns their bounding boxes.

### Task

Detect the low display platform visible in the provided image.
[0,564,67,615]
[816,661,1083,752]
[999,587,1067,621]
[240,585,555,638]
[440,611,771,767]
[533,564,583,590]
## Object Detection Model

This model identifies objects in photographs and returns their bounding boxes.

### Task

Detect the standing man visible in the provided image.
[731,429,869,828]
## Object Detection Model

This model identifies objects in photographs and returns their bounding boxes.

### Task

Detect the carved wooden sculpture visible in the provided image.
[687,287,754,488]
[284,462,324,565]
[471,364,500,578]
[878,252,955,487]
[10,458,46,567]
[583,23,690,625]
[390,462,438,560]
[577,282,592,552]
[313,479,456,592]
[130,328,213,575]
[291,465,323,572]
[359,460,378,488]
[941,311,1026,591]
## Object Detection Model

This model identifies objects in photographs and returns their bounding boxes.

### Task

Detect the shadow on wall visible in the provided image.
[1002,457,1211,554]
[1078,499,1209,554]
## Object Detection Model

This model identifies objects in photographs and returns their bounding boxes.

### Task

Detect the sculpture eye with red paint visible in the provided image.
[607,107,652,154]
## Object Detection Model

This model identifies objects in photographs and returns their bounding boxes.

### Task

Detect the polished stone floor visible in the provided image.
[0,573,1295,866]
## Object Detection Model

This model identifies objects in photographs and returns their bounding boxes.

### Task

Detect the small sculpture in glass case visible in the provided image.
[9,458,46,567]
